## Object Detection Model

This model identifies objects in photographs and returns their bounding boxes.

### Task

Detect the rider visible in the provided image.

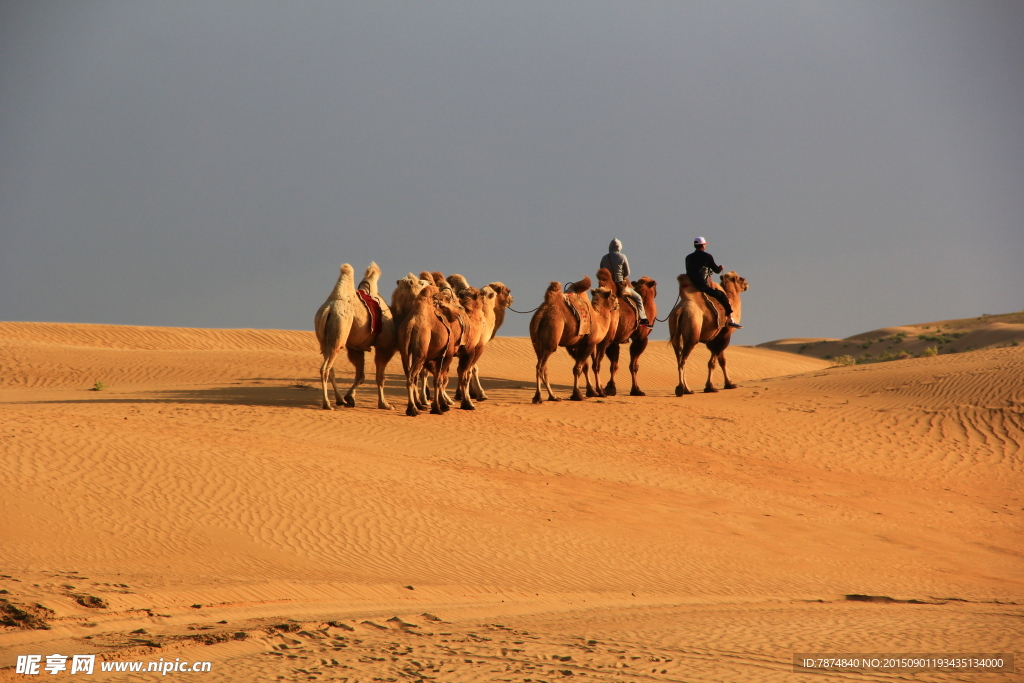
[685,237,742,328]
[600,239,651,328]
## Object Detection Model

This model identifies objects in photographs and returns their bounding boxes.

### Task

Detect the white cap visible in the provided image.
[694,236,708,246]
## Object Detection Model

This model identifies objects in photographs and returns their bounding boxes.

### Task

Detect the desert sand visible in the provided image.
[1,320,1021,682]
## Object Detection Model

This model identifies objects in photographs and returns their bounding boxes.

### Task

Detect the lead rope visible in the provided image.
[654,295,679,323]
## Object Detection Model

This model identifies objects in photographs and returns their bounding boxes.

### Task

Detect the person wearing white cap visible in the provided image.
[685,237,743,328]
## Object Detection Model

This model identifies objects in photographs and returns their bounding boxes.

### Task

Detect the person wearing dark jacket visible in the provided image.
[600,239,651,328]
[684,236,742,328]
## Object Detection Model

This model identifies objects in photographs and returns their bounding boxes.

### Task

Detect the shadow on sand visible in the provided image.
[19,374,569,408]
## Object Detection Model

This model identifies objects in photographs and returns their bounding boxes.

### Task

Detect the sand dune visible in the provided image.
[1,321,1021,682]
[760,309,1024,363]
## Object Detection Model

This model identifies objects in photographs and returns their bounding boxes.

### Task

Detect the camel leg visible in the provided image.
[404,362,421,417]
[718,351,737,389]
[319,350,341,410]
[588,348,606,398]
[457,353,475,410]
[469,365,487,401]
[342,348,365,407]
[430,362,446,415]
[437,368,454,409]
[705,333,737,390]
[438,356,454,412]
[542,361,559,402]
[582,359,596,398]
[372,346,395,410]
[704,353,719,393]
[628,335,649,396]
[534,350,560,403]
[604,343,620,396]
[674,340,696,396]
[569,347,590,401]
[417,370,430,407]
[330,367,345,406]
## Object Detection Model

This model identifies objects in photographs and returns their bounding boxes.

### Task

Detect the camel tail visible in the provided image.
[315,304,345,356]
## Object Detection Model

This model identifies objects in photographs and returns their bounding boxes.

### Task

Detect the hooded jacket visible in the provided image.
[600,239,630,283]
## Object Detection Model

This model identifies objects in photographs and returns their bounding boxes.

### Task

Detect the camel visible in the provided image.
[667,271,748,395]
[585,268,623,397]
[411,271,462,407]
[529,277,618,404]
[314,262,397,411]
[447,275,511,402]
[397,281,466,416]
[597,272,658,397]
[451,284,497,410]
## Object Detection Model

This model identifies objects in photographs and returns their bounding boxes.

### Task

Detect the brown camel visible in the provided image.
[667,271,748,395]
[314,262,397,410]
[586,269,623,397]
[452,284,497,410]
[471,281,513,400]
[529,277,618,404]
[413,271,463,407]
[447,274,509,402]
[599,273,658,397]
[397,281,465,416]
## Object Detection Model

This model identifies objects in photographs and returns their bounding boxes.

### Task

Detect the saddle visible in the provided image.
[680,274,725,331]
[698,290,725,331]
[355,289,383,335]
[564,293,591,336]
[623,294,642,325]
[432,294,466,357]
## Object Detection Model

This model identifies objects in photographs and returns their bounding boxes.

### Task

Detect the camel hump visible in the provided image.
[431,271,452,290]
[596,267,615,290]
[447,273,471,294]
[542,282,563,304]
[566,275,592,294]
[358,261,381,293]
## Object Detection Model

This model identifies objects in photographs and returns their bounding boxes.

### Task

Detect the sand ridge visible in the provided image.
[1,322,1021,682]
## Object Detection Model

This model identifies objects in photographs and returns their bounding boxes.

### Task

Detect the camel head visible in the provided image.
[591,287,619,311]
[457,286,482,314]
[486,282,513,309]
[635,276,657,293]
[479,285,498,316]
[392,273,432,319]
[447,273,471,295]
[721,271,748,292]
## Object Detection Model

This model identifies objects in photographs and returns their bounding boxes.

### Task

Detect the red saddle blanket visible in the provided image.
[356,289,383,335]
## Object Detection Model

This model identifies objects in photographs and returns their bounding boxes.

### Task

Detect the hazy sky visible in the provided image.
[2,1,1022,344]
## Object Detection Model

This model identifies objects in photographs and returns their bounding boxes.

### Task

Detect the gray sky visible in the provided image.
[2,1,1022,345]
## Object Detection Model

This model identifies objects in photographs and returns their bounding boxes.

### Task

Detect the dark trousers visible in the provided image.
[695,283,733,316]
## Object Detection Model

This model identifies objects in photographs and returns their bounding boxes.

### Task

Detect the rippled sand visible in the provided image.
[1,322,1021,682]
